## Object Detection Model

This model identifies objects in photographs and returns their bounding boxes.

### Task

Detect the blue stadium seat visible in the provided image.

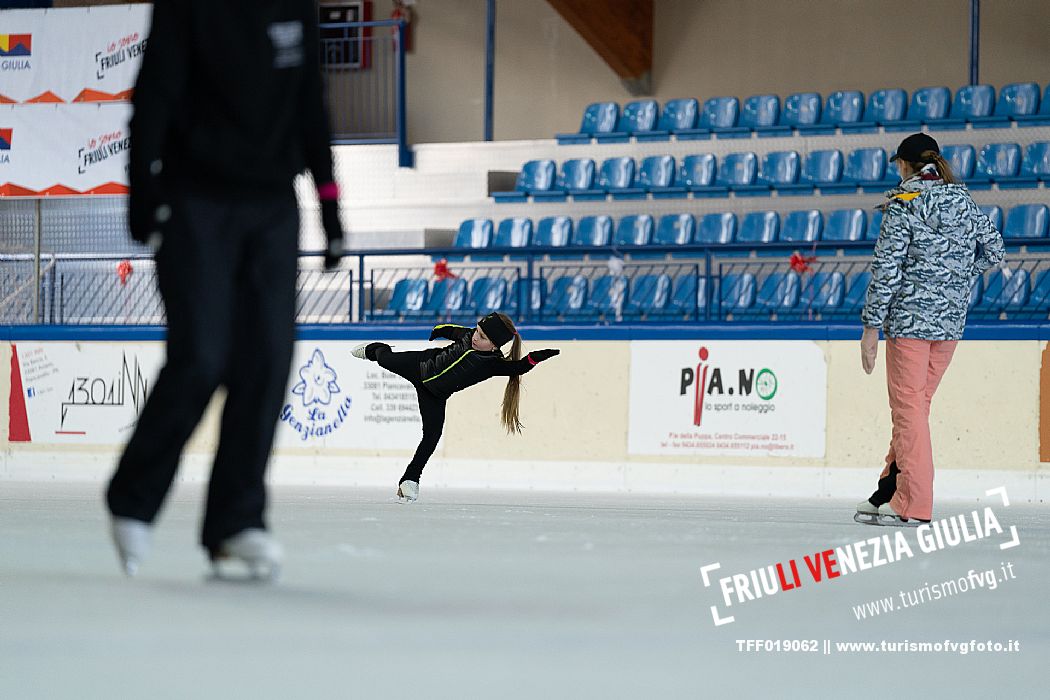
[979,205,1003,232]
[970,82,1041,129]
[676,96,739,140]
[596,99,659,143]
[546,274,588,319]
[493,159,555,203]
[556,102,618,144]
[623,274,672,319]
[824,147,890,194]
[756,92,821,137]
[968,276,983,310]
[637,98,699,141]
[371,278,428,319]
[1017,269,1050,319]
[1003,204,1049,240]
[693,212,737,247]
[444,218,492,261]
[570,156,635,200]
[718,94,779,138]
[748,272,801,317]
[800,90,865,135]
[408,278,468,318]
[613,214,654,249]
[941,144,976,180]
[532,216,573,253]
[997,142,1050,189]
[796,272,845,316]
[886,86,950,131]
[928,84,995,131]
[780,210,822,244]
[569,215,613,257]
[534,158,595,202]
[469,277,508,315]
[655,274,707,320]
[867,210,883,241]
[585,274,630,318]
[735,150,800,196]
[505,278,545,317]
[973,268,1030,318]
[655,153,716,197]
[841,88,907,133]
[779,149,843,194]
[718,273,756,314]
[824,209,867,242]
[1014,84,1050,127]
[695,151,756,198]
[968,143,1021,189]
[620,154,676,199]
[831,271,871,319]
[636,213,695,258]
[476,217,532,260]
[736,211,779,245]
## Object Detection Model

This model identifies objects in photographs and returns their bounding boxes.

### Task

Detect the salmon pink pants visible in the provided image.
[879,336,958,521]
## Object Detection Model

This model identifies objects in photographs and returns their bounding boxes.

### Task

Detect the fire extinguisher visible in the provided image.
[391,0,415,52]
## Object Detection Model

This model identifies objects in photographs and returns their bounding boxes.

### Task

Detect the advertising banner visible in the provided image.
[0,5,150,103]
[628,340,827,458]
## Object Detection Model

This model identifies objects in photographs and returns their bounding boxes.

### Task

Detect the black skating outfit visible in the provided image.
[106,0,336,552]
[366,324,545,484]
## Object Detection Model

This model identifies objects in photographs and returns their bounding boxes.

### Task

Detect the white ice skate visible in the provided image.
[351,343,371,360]
[209,529,283,582]
[853,500,880,525]
[397,480,419,504]
[110,517,152,576]
[876,503,925,528]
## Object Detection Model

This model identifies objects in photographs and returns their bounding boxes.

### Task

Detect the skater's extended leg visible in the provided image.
[201,194,298,552]
[107,192,237,524]
[373,346,427,384]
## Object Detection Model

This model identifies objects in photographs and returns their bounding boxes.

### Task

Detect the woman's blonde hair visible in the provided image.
[906,149,958,184]
[495,312,524,434]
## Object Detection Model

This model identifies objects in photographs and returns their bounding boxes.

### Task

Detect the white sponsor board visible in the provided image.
[12,341,164,444]
[0,6,150,103]
[275,342,428,450]
[628,341,827,458]
[0,103,132,194]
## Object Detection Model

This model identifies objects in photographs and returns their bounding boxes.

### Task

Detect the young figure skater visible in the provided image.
[352,312,559,502]
[855,133,1003,527]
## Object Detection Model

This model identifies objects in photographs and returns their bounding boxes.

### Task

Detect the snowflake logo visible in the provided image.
[292,349,340,406]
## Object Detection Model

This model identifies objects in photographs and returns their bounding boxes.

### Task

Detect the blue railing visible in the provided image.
[320,19,412,167]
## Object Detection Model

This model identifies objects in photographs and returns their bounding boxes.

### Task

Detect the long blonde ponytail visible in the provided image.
[911,149,958,184]
[496,312,524,434]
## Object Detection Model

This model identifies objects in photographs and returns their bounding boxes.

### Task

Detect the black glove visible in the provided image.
[320,197,344,271]
[528,349,560,363]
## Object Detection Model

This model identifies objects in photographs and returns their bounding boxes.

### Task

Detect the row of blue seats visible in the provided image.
[494,142,1050,203]
[557,83,1050,144]
[446,204,1046,259]
[372,267,1049,321]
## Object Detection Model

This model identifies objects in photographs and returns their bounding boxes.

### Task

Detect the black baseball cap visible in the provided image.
[890,132,940,163]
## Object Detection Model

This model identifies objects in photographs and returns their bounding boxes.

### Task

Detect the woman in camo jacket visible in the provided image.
[856,132,1004,527]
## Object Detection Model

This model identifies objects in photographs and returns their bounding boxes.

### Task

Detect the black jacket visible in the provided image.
[419,325,537,399]
[129,0,334,197]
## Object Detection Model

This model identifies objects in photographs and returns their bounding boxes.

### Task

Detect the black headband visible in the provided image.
[479,313,514,347]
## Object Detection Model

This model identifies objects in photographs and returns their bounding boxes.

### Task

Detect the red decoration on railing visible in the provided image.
[117,259,133,286]
[789,252,817,275]
[433,258,457,281]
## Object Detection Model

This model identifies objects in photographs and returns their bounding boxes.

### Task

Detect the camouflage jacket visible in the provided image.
[861,164,1005,340]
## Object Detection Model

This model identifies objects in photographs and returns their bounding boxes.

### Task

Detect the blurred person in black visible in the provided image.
[105,0,344,579]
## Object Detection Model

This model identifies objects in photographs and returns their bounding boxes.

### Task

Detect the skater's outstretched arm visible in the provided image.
[429,324,473,342]
[490,349,560,376]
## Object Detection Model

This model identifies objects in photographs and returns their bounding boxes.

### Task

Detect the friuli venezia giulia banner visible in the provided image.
[628,341,828,458]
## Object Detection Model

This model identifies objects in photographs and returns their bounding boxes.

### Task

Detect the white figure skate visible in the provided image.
[853,500,880,525]
[351,343,371,360]
[110,517,152,576]
[876,503,924,528]
[397,480,419,504]
[209,529,283,582]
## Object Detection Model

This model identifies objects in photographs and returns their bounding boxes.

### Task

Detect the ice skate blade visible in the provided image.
[853,512,880,525]
[877,515,924,528]
[208,558,281,584]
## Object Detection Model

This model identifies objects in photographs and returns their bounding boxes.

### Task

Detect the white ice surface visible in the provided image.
[0,481,1044,699]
